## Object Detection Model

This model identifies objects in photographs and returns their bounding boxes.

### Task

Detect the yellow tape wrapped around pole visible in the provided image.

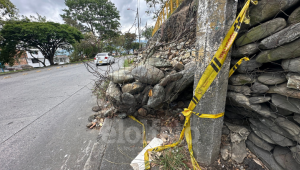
[143,0,258,169]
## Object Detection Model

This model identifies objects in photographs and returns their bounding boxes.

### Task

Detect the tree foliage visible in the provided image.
[0,21,83,65]
[142,26,154,40]
[61,0,120,39]
[124,33,137,54]
[0,0,17,21]
[145,0,168,19]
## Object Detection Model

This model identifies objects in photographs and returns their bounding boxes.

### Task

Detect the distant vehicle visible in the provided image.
[94,52,115,66]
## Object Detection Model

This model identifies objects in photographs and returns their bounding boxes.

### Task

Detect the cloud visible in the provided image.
[10,0,156,34]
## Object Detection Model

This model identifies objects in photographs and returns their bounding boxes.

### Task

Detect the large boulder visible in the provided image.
[275,117,300,143]
[145,58,172,68]
[290,145,300,164]
[256,38,300,63]
[259,23,300,49]
[268,83,300,99]
[249,96,271,104]
[233,58,262,73]
[109,70,135,84]
[122,82,146,94]
[231,142,247,163]
[271,94,300,114]
[131,65,164,85]
[282,57,300,73]
[248,0,299,26]
[159,72,183,87]
[231,43,259,58]
[286,73,300,90]
[106,82,122,106]
[147,84,165,108]
[235,18,286,47]
[257,72,287,85]
[273,146,300,170]
[227,85,251,95]
[247,132,274,152]
[246,140,284,170]
[228,74,255,85]
[259,117,294,140]
[251,82,269,94]
[288,6,300,24]
[121,93,137,107]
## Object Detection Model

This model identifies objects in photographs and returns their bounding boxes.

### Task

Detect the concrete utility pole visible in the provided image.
[191,0,237,165]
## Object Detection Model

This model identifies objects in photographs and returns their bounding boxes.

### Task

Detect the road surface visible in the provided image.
[0,58,125,170]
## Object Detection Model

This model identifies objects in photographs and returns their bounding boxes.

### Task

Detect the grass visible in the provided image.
[152,146,189,170]
[123,58,134,67]
[0,68,34,75]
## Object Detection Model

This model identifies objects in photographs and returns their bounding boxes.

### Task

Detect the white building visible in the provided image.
[26,49,70,67]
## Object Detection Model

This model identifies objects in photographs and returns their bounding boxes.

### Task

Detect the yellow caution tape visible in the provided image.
[228,57,249,77]
[129,0,257,169]
[128,115,147,148]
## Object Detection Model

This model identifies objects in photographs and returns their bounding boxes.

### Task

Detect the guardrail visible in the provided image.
[152,0,184,36]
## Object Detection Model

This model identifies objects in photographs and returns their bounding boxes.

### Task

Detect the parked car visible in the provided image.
[94,53,115,66]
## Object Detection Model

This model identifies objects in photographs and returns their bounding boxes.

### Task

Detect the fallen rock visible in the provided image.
[231,142,247,163]
[259,23,300,49]
[268,83,300,99]
[231,43,260,58]
[271,94,300,114]
[250,118,295,147]
[246,140,284,170]
[92,106,101,112]
[290,145,300,164]
[220,145,231,161]
[282,57,300,73]
[147,84,165,108]
[138,108,147,116]
[250,124,277,144]
[159,73,183,87]
[288,6,300,24]
[109,70,135,84]
[251,82,269,94]
[106,82,122,106]
[248,132,274,152]
[227,92,251,108]
[286,73,300,90]
[249,96,271,104]
[236,18,286,47]
[122,82,146,94]
[273,146,300,170]
[275,117,300,143]
[145,58,172,68]
[117,113,127,119]
[234,58,262,73]
[226,106,258,117]
[248,0,299,26]
[258,72,287,85]
[104,108,114,117]
[173,62,184,71]
[131,65,165,85]
[259,117,294,140]
[122,93,137,107]
[293,115,300,124]
[270,104,293,116]
[225,122,250,140]
[227,85,251,95]
[229,74,255,85]
[256,38,300,63]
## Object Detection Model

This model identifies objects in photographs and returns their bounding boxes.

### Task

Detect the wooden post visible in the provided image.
[191,0,237,165]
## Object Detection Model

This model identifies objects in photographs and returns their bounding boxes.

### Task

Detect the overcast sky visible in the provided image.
[10,0,155,34]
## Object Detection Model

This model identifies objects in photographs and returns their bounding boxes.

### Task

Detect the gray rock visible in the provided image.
[222,126,230,135]
[246,140,284,170]
[225,110,244,119]
[251,82,269,94]
[236,18,286,47]
[270,103,293,116]
[226,106,259,118]
[106,82,122,106]
[231,142,247,163]
[249,0,299,26]
[122,93,137,107]
[259,117,294,140]
[122,82,145,94]
[220,145,231,161]
[159,73,183,87]
[256,38,300,63]
[290,145,300,164]
[231,43,260,58]
[288,6,300,25]
[234,58,262,73]
[229,74,255,85]
[249,96,271,104]
[131,65,164,85]
[275,117,300,143]
[250,118,295,146]
[227,85,251,95]
[92,106,101,112]
[254,104,277,118]
[225,122,250,140]
[227,92,251,108]
[259,23,300,49]
[286,73,300,90]
[104,108,114,117]
[109,70,134,84]
[147,84,165,108]
[250,124,277,144]
[268,83,300,99]
[117,113,127,119]
[273,146,300,170]
[293,115,300,124]
[145,58,172,68]
[271,94,300,114]
[282,57,300,73]
[248,132,274,152]
[173,62,184,71]
[258,72,287,85]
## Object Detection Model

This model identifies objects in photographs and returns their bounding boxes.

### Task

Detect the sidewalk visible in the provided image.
[83,117,161,170]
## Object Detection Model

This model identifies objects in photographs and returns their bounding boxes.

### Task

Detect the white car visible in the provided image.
[94,53,115,66]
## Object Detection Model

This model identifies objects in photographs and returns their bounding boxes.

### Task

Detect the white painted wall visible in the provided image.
[26,50,50,67]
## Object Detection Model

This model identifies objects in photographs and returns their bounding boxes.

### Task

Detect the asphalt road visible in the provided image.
[0,58,126,170]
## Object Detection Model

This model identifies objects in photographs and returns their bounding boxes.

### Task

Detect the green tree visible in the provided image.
[0,21,83,66]
[145,0,168,19]
[124,33,136,54]
[0,0,18,21]
[61,0,120,40]
[142,26,154,40]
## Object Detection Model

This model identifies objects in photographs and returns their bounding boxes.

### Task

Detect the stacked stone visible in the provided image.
[224,1,300,170]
